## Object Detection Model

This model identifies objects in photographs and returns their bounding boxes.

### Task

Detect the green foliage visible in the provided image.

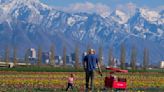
[0,66,164,73]
[128,69,164,73]
[0,66,85,72]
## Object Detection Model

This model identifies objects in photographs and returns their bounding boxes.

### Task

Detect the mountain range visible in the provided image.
[0,0,163,65]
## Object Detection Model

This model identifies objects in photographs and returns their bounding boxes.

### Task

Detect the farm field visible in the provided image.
[0,71,164,92]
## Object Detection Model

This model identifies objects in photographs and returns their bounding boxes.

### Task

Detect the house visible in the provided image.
[160,61,164,68]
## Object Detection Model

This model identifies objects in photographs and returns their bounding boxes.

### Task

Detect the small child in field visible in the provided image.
[66,73,74,91]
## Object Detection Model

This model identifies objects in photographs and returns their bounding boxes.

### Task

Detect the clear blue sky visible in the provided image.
[40,0,164,9]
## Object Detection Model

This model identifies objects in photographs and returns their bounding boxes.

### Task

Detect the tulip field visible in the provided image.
[0,71,164,92]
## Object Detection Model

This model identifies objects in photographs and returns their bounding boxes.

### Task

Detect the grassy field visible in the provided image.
[0,68,164,92]
[0,65,164,72]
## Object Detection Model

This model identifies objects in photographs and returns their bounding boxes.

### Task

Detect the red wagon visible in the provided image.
[104,67,128,90]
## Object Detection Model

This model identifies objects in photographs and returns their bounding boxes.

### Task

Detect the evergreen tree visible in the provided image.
[120,43,126,69]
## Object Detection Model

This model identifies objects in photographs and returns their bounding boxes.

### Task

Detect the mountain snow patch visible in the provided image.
[157,29,163,36]
[140,8,160,23]
[111,9,129,24]
[67,17,76,26]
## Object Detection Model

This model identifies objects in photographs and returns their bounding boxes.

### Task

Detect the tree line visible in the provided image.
[108,43,149,70]
[1,43,149,70]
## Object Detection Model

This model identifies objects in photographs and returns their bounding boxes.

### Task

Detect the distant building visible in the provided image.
[112,58,120,67]
[136,63,142,69]
[113,58,118,67]
[125,63,130,68]
[55,56,62,65]
[27,48,37,64]
[160,61,164,68]
[66,55,72,64]
[28,48,36,58]
[71,53,75,62]
[42,52,50,64]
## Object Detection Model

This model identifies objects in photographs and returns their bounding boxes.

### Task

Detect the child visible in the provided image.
[66,73,74,91]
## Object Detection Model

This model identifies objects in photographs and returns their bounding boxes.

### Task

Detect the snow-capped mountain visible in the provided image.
[110,9,129,24]
[139,8,162,24]
[128,8,164,43]
[0,0,12,4]
[0,0,163,64]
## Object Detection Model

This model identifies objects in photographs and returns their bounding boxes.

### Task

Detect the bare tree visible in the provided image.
[87,43,91,51]
[37,46,42,66]
[62,46,66,67]
[108,47,114,67]
[50,44,55,66]
[24,49,29,65]
[120,43,126,69]
[13,47,18,66]
[74,44,79,69]
[130,46,137,70]
[98,45,103,66]
[4,47,10,65]
[143,48,149,70]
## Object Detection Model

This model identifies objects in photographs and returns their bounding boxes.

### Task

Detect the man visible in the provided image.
[83,49,102,92]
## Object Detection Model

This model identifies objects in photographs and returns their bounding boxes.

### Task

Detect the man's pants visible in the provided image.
[85,70,94,90]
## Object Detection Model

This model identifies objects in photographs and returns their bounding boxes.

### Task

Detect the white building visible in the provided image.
[28,48,36,58]
[160,61,164,68]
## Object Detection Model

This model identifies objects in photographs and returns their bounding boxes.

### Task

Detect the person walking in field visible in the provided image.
[66,73,74,91]
[83,49,102,92]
